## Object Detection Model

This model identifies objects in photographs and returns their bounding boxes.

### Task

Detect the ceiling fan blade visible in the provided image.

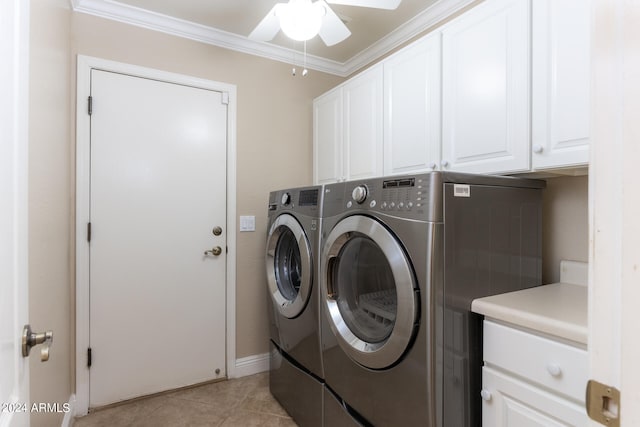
[326,0,401,10]
[318,1,351,46]
[248,4,284,41]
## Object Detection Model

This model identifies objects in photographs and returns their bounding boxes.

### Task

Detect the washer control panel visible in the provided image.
[269,187,321,218]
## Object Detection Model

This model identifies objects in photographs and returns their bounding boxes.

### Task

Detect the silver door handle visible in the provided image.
[204,246,222,256]
[22,324,53,362]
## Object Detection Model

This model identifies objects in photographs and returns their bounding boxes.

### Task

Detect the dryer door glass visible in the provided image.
[322,215,417,369]
[333,236,396,343]
[266,214,312,319]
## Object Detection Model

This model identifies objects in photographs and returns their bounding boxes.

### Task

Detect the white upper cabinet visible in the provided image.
[343,65,384,181]
[314,65,383,184]
[313,88,343,185]
[441,0,530,174]
[531,0,590,170]
[313,0,591,183]
[383,32,441,176]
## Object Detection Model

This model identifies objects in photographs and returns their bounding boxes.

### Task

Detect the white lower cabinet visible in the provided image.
[482,367,587,426]
[481,321,589,426]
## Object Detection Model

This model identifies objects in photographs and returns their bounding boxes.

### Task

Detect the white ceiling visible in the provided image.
[71,0,475,76]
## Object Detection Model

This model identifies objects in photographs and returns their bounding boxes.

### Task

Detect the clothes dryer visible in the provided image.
[320,172,545,427]
[266,186,323,427]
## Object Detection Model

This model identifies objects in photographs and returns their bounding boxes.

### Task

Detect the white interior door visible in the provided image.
[1,0,30,425]
[88,70,228,407]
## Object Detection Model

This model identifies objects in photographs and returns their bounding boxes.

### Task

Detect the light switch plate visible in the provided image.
[239,215,255,232]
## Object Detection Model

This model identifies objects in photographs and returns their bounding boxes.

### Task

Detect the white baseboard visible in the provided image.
[232,352,269,378]
[61,394,76,427]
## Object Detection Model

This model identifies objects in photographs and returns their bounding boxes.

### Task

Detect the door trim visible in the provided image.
[0,0,30,424]
[74,55,237,416]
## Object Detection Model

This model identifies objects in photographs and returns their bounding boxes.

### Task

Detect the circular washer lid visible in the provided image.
[266,213,313,319]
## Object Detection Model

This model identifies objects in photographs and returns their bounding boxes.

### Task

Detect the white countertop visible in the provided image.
[471,282,587,345]
[471,261,588,346]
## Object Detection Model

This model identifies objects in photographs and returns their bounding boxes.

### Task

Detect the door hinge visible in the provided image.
[88,96,93,115]
[87,222,92,243]
[587,379,620,427]
[87,347,92,368]
[221,92,229,105]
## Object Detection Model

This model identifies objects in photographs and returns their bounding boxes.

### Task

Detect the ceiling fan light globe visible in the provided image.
[278,0,325,41]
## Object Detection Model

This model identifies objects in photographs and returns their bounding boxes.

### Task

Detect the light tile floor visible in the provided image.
[74,373,298,427]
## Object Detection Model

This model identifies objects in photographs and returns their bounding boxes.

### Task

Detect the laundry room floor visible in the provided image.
[74,372,298,427]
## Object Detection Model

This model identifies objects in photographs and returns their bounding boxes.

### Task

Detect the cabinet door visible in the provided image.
[313,88,343,184]
[442,0,530,174]
[482,367,588,427]
[531,0,590,170]
[343,65,383,181]
[383,32,441,175]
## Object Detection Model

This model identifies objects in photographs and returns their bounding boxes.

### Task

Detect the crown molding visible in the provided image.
[342,0,476,75]
[71,0,476,77]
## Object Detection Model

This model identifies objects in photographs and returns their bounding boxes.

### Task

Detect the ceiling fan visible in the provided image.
[249,0,402,47]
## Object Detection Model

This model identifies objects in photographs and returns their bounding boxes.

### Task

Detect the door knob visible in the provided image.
[22,324,53,362]
[212,226,223,236]
[204,246,222,256]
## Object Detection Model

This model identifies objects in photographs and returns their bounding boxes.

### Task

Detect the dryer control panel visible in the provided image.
[336,174,441,222]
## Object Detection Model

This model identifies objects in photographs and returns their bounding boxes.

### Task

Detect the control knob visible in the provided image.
[281,192,291,206]
[352,185,368,204]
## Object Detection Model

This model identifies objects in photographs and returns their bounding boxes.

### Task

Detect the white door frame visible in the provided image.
[588,0,640,424]
[0,0,30,425]
[74,55,237,416]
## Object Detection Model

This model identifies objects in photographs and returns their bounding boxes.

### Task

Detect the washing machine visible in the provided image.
[266,186,323,427]
[320,172,545,427]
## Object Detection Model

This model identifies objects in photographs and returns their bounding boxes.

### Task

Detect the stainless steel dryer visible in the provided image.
[320,172,545,427]
[266,186,323,427]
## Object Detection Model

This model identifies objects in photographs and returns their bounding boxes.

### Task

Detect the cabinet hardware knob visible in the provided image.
[533,144,544,154]
[480,389,492,401]
[441,160,450,168]
[546,363,562,377]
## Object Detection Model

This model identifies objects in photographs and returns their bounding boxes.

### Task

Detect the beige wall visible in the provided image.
[29,6,343,420]
[28,1,73,426]
[542,175,589,284]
